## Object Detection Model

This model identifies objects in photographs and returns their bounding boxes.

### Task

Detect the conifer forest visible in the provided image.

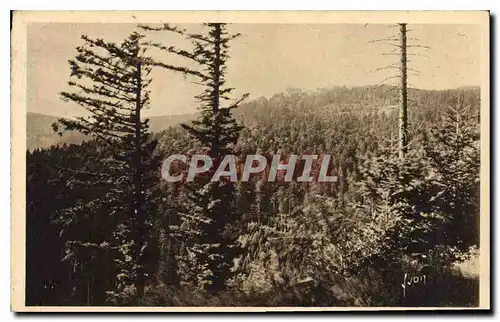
[25,22,482,307]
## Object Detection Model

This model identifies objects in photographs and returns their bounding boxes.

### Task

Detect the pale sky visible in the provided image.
[27,23,481,117]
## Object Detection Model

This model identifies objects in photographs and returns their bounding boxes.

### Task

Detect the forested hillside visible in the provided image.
[25,23,481,307]
[28,85,479,151]
[26,85,480,306]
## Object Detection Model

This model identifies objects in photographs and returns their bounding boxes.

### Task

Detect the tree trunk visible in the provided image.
[134,61,145,303]
[211,23,222,158]
[398,23,408,159]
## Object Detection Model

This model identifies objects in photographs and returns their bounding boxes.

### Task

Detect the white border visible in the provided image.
[3,2,497,321]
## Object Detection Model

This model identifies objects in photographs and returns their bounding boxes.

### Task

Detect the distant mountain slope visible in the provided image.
[27,113,87,150]
[26,111,201,150]
[26,85,480,150]
[147,113,198,133]
[27,112,200,150]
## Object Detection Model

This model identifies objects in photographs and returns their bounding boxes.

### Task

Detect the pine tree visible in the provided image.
[422,94,480,252]
[177,23,247,293]
[54,32,160,304]
[141,23,247,292]
[353,94,480,270]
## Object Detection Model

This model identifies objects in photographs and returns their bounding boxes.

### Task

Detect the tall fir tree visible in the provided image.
[54,32,160,304]
[141,23,247,292]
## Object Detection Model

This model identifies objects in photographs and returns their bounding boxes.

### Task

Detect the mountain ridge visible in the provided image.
[26,85,480,150]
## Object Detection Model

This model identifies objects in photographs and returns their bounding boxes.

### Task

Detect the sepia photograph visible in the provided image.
[10,11,490,311]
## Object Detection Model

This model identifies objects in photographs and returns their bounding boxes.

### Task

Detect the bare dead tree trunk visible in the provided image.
[211,23,222,158]
[398,23,408,159]
[456,92,462,135]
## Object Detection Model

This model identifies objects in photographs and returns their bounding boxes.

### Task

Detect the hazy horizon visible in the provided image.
[27,23,481,118]
[27,84,481,118]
